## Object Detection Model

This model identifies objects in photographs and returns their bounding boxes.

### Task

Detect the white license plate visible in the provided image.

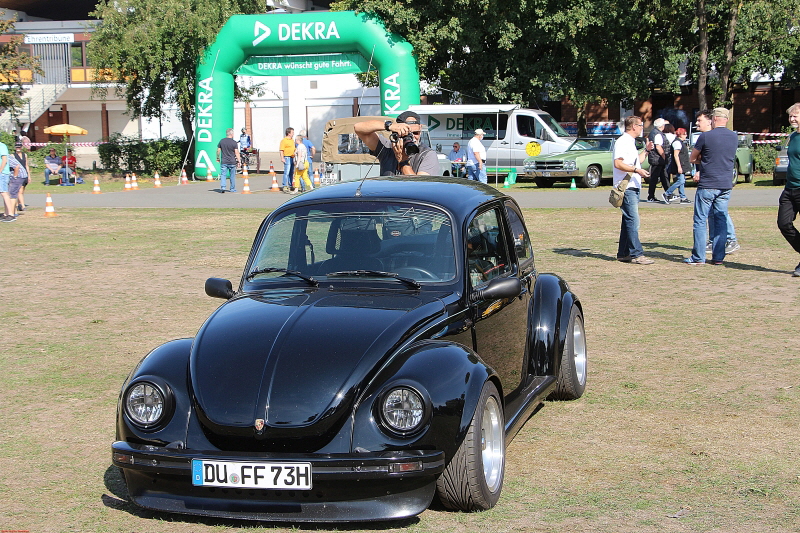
[541,171,550,177]
[192,459,312,490]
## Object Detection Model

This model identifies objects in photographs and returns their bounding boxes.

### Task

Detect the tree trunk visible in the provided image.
[180,112,195,172]
[696,0,709,112]
[719,0,742,107]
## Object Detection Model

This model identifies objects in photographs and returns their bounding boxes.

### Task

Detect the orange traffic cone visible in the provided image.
[153,172,162,187]
[241,165,252,194]
[124,173,132,191]
[206,169,214,182]
[44,193,57,217]
[92,176,102,194]
[313,165,320,187]
[180,168,188,185]
[131,172,139,190]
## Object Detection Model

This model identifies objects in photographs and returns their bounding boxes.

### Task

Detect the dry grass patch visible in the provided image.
[0,206,798,533]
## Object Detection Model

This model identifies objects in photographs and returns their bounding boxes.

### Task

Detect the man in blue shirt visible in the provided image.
[448,142,466,177]
[684,108,738,265]
[777,102,800,276]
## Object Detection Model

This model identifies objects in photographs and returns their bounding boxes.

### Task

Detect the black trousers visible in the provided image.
[777,188,800,254]
[647,163,671,199]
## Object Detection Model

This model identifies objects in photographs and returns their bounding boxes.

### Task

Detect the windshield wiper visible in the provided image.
[246,267,318,286]
[326,270,421,289]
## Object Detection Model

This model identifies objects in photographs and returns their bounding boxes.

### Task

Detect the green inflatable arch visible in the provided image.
[193,11,420,177]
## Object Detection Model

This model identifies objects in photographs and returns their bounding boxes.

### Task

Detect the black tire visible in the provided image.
[549,306,587,401]
[436,381,505,511]
[743,158,753,183]
[580,165,602,188]
[534,177,555,188]
[774,173,786,186]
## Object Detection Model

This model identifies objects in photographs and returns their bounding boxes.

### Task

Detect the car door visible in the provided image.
[467,205,528,405]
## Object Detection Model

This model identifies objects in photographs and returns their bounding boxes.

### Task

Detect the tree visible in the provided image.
[690,0,800,109]
[331,0,692,133]
[0,13,42,121]
[87,0,262,143]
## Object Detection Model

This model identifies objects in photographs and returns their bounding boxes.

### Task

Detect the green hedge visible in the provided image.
[753,143,780,174]
[98,134,189,176]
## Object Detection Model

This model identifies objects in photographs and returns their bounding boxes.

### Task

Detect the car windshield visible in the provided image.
[248,201,456,285]
[567,138,612,151]
[539,113,572,138]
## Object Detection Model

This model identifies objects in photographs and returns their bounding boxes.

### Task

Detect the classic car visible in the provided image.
[112,177,587,522]
[522,136,649,188]
[773,145,788,185]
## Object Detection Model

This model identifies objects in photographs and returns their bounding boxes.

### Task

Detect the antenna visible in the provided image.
[357,45,377,116]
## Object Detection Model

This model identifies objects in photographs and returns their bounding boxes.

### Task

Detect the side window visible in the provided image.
[517,115,550,142]
[505,202,533,264]
[466,208,512,288]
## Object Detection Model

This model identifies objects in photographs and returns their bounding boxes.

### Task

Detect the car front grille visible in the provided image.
[533,161,565,171]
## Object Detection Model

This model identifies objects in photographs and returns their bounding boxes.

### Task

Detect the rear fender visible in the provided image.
[116,338,193,445]
[529,274,580,377]
[351,340,495,461]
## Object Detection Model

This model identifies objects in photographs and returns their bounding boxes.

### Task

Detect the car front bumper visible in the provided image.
[111,441,445,522]
[524,170,580,178]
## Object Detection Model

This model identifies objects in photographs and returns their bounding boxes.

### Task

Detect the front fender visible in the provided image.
[529,273,581,377]
[116,338,193,446]
[351,340,494,462]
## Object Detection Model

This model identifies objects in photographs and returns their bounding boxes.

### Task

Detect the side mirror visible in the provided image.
[205,277,234,299]
[470,276,522,303]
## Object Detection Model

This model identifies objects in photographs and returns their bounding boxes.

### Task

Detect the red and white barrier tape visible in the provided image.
[739,132,790,137]
[27,141,107,147]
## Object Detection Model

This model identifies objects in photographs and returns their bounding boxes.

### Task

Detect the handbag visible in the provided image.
[609,173,633,208]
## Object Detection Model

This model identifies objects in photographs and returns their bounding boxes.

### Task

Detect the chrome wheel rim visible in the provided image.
[481,395,504,492]
[572,316,587,386]
[586,167,601,187]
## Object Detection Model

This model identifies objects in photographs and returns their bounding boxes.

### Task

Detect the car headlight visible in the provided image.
[563,160,577,171]
[124,379,173,430]
[381,387,425,433]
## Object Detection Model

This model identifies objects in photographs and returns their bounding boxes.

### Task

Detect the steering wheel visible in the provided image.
[395,266,438,280]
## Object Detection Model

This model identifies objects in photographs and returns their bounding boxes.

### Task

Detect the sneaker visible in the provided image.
[725,240,740,254]
[646,197,658,203]
[1,215,17,222]
[711,260,724,265]
[229,189,237,193]
[680,197,691,204]
[290,189,299,194]
[706,241,712,252]
[282,186,291,193]
[661,192,672,204]
[617,256,632,262]
[630,256,654,265]
[684,257,705,265]
[793,262,800,277]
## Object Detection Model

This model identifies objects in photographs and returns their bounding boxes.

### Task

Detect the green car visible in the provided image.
[522,136,650,188]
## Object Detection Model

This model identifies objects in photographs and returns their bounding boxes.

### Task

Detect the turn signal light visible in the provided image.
[388,460,423,473]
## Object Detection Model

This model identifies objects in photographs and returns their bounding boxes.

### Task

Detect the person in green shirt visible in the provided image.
[777,102,800,277]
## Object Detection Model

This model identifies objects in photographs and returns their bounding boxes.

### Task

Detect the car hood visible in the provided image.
[189,288,446,447]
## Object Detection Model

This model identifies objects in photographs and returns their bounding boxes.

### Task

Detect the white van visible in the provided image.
[408,104,575,179]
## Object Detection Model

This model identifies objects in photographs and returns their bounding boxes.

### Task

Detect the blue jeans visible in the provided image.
[466,162,478,181]
[283,156,294,188]
[617,188,643,259]
[45,168,68,185]
[665,174,686,198]
[708,211,736,241]
[691,188,731,262]
[219,164,237,191]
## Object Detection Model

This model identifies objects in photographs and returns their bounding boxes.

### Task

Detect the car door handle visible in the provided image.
[515,142,524,145]
[500,141,509,145]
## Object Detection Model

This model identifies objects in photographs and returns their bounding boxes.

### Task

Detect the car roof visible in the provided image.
[280,176,509,220]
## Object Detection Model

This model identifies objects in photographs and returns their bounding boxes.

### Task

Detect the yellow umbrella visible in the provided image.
[44,123,88,135]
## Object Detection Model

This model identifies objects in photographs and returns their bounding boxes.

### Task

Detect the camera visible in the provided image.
[390,132,419,155]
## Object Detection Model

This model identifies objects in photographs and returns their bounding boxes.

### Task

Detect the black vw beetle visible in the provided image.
[112,176,586,522]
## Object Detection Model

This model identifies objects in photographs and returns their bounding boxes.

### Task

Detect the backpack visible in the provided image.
[647,128,667,166]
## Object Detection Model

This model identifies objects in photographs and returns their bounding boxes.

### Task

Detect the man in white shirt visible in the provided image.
[467,129,487,183]
[613,116,654,264]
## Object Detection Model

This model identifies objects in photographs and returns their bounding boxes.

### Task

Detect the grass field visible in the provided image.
[0,205,798,533]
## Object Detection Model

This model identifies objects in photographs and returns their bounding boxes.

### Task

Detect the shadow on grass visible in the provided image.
[102,464,420,530]
[554,244,791,274]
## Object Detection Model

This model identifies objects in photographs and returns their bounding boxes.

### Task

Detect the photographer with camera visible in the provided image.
[354,111,439,176]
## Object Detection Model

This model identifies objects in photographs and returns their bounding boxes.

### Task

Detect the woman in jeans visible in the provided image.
[663,127,692,204]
